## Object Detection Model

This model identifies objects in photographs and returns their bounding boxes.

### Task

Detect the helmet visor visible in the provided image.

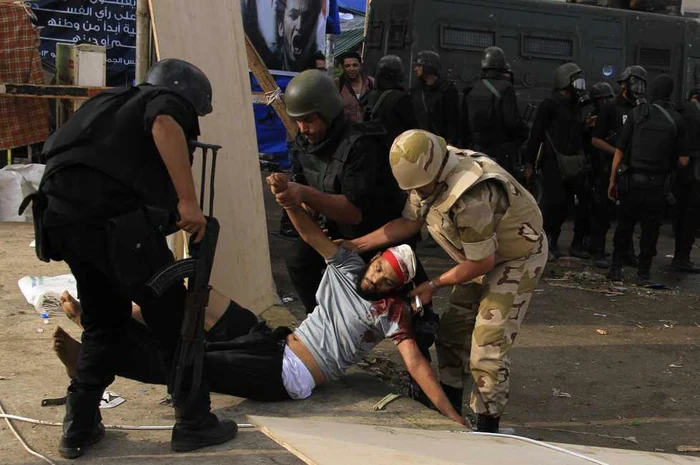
[628,76,646,97]
[572,77,586,91]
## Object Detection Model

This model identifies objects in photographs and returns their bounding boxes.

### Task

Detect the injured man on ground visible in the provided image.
[52,172,466,426]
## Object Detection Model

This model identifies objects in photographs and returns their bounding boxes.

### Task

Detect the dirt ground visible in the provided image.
[0,175,698,463]
[263,175,700,457]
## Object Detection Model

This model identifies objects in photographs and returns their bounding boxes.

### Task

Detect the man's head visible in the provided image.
[306,50,326,71]
[688,87,700,103]
[389,129,448,197]
[481,46,507,72]
[357,245,417,300]
[145,58,213,116]
[650,74,674,102]
[553,62,586,99]
[590,82,615,111]
[375,55,404,90]
[285,69,343,144]
[414,51,441,80]
[340,51,362,81]
[276,0,322,71]
[618,65,647,101]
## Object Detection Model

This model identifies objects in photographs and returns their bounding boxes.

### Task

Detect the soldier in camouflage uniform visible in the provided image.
[348,130,547,432]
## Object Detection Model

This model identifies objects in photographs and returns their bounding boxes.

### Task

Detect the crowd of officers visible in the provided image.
[279,46,700,432]
[282,47,700,286]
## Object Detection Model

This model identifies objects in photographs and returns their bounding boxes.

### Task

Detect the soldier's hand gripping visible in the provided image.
[177,200,207,243]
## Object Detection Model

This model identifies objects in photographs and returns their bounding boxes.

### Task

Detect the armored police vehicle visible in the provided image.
[363,0,700,106]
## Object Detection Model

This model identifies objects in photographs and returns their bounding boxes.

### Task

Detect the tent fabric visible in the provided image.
[250,72,295,169]
[339,0,367,13]
[326,0,341,35]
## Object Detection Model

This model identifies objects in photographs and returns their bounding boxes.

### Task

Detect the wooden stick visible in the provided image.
[147,0,160,60]
[0,83,110,100]
[244,33,297,139]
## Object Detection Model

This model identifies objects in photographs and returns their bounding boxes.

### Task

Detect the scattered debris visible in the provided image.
[655,448,665,452]
[625,436,639,445]
[677,445,700,453]
[670,398,678,403]
[0,376,7,381]
[373,393,401,411]
[593,313,607,317]
[669,364,682,368]
[41,396,67,407]
[100,391,125,409]
[631,419,641,426]
[609,284,628,293]
[36,328,43,333]
[282,296,296,304]
[552,388,572,398]
[596,329,608,335]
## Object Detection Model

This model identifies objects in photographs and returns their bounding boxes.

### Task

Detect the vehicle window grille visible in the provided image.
[638,47,671,70]
[388,23,406,48]
[440,26,495,50]
[368,22,383,48]
[523,36,573,59]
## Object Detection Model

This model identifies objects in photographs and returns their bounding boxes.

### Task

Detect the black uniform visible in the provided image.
[287,114,408,313]
[524,93,590,254]
[590,96,636,256]
[361,87,418,146]
[38,86,202,445]
[411,78,460,145]
[461,73,529,174]
[612,97,685,278]
[674,101,700,266]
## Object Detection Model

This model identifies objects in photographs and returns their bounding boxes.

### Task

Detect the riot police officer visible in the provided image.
[524,62,591,259]
[34,59,237,458]
[585,82,616,267]
[592,65,649,267]
[608,74,689,282]
[672,88,700,272]
[411,51,460,145]
[361,55,418,145]
[281,70,416,313]
[461,47,529,175]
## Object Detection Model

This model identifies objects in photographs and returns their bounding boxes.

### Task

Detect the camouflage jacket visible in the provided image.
[403,149,543,263]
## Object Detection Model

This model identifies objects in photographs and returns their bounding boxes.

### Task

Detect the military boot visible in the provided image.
[671,258,700,273]
[547,233,561,262]
[59,386,105,459]
[568,234,591,259]
[171,385,238,452]
[607,250,624,281]
[476,414,501,433]
[624,244,639,268]
[635,257,653,284]
[589,236,610,269]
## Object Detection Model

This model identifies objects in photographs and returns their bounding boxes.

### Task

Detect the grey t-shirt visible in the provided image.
[294,246,413,382]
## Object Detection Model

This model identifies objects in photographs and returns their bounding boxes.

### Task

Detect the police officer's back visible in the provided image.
[34,59,237,459]
[608,74,688,282]
[361,55,418,146]
[462,47,528,174]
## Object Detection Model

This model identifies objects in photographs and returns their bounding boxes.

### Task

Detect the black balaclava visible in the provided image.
[650,74,674,102]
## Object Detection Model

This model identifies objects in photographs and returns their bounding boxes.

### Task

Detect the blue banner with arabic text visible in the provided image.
[30,0,136,86]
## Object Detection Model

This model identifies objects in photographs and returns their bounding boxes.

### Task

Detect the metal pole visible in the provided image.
[135,0,151,83]
[325,34,336,77]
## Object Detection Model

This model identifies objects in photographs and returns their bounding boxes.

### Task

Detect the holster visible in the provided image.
[615,164,631,196]
[18,191,58,263]
[106,206,176,289]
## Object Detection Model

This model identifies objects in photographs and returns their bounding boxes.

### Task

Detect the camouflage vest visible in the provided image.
[424,148,543,263]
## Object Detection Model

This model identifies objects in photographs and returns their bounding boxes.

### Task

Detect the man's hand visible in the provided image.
[679,156,690,168]
[586,114,597,129]
[409,281,437,308]
[266,173,288,194]
[276,182,306,208]
[524,163,534,181]
[607,181,617,201]
[177,200,207,243]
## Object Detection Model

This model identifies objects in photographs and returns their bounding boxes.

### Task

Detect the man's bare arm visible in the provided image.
[267,174,339,260]
[397,339,467,426]
[592,137,616,156]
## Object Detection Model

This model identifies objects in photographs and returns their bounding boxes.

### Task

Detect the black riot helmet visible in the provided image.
[618,65,648,102]
[590,82,615,101]
[553,62,585,91]
[481,46,507,71]
[285,70,343,123]
[414,51,441,76]
[145,58,213,116]
[375,55,404,90]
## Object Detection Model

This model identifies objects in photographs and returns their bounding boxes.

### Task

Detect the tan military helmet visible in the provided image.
[390,130,448,190]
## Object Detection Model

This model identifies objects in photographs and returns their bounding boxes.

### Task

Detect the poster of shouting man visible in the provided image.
[242,0,327,72]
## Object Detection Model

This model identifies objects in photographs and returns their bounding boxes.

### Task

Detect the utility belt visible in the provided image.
[615,165,673,203]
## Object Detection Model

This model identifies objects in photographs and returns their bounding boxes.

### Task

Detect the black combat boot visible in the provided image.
[607,250,624,281]
[547,233,561,261]
[568,234,591,259]
[590,236,610,269]
[171,385,238,452]
[476,414,501,433]
[59,386,105,459]
[624,244,639,268]
[439,382,464,416]
[636,257,653,284]
[671,257,700,273]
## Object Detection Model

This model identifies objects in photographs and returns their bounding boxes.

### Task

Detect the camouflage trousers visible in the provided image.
[435,235,548,417]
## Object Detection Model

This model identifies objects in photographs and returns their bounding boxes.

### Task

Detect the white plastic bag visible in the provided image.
[17,274,78,313]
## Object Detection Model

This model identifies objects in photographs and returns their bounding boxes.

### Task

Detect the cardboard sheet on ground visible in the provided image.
[249,416,700,465]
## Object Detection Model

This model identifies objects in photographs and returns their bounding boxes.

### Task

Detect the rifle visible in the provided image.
[146,141,222,408]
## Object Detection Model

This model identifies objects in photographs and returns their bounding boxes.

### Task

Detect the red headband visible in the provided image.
[381,250,405,284]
